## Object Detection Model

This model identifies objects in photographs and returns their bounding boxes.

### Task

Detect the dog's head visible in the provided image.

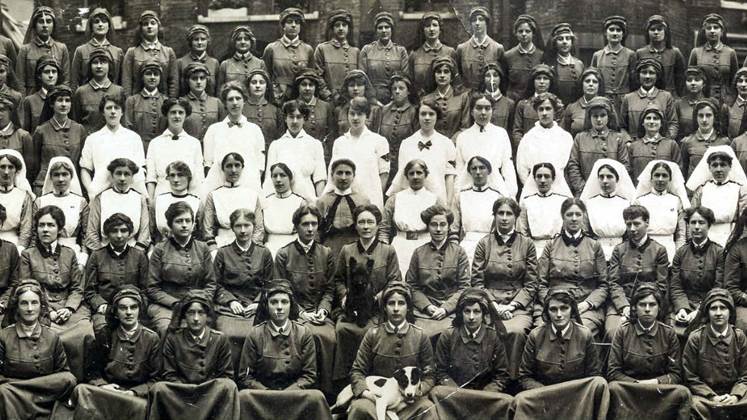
[392,366,421,404]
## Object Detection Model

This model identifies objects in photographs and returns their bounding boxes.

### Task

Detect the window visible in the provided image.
[74,1,128,32]
[208,0,312,15]
[403,0,453,13]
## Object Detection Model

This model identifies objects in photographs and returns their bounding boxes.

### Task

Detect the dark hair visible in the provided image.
[532,162,556,179]
[560,197,587,218]
[220,81,248,103]
[248,70,275,103]
[229,208,256,227]
[165,161,193,183]
[404,159,429,179]
[269,162,294,181]
[353,204,382,224]
[427,59,455,92]
[468,92,494,125]
[85,9,115,41]
[650,161,672,178]
[623,204,650,223]
[707,152,732,166]
[133,14,164,47]
[637,107,667,138]
[691,100,722,136]
[33,205,65,238]
[420,204,453,225]
[597,163,619,180]
[417,98,443,121]
[492,197,520,217]
[452,293,490,328]
[107,158,139,175]
[389,73,418,105]
[221,152,244,169]
[576,70,606,100]
[541,291,582,324]
[628,284,665,323]
[161,97,192,117]
[326,14,355,46]
[0,153,22,171]
[348,97,371,115]
[254,285,300,324]
[98,93,125,113]
[282,100,310,121]
[103,213,134,235]
[292,204,322,226]
[531,92,563,115]
[104,286,146,332]
[476,65,508,97]
[165,201,195,228]
[602,19,627,46]
[644,18,672,49]
[684,206,715,226]
[637,61,666,90]
[542,31,578,67]
[414,14,440,52]
[339,73,376,104]
[381,287,415,323]
[40,87,72,124]
[3,281,50,327]
[467,156,493,174]
[331,158,356,173]
[524,68,556,98]
[34,59,63,91]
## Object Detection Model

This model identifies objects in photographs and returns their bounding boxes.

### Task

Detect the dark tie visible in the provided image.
[278,327,284,335]
[172,135,179,140]
[228,121,242,128]
[555,328,564,340]
[418,140,432,151]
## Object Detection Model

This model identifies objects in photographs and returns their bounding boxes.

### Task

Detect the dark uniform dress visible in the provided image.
[634,46,687,97]
[515,321,609,420]
[421,88,469,139]
[17,38,70,95]
[0,240,18,323]
[314,40,360,101]
[683,325,747,418]
[20,243,94,381]
[689,43,738,103]
[627,134,681,180]
[409,42,457,97]
[31,118,87,191]
[302,97,336,162]
[472,232,537,379]
[724,96,747,139]
[332,239,401,381]
[0,323,76,418]
[262,37,314,101]
[732,132,747,175]
[349,322,438,420]
[237,321,331,420]
[607,321,691,420]
[430,325,514,420]
[70,39,124,90]
[455,36,505,91]
[121,42,178,97]
[620,88,679,140]
[125,89,167,152]
[242,99,282,148]
[71,80,125,134]
[360,40,409,104]
[175,52,220,97]
[379,101,418,183]
[511,98,539,149]
[675,95,703,142]
[485,93,515,132]
[591,45,636,114]
[148,328,240,420]
[552,57,585,107]
[680,131,731,180]
[334,102,382,140]
[504,45,543,102]
[182,91,225,141]
[567,129,631,196]
[274,240,337,396]
[671,240,724,337]
[0,124,33,186]
[562,98,593,137]
[19,90,47,135]
[724,237,747,331]
[216,52,266,93]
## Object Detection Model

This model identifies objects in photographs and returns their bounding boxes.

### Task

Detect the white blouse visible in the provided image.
[455,123,517,196]
[519,192,567,240]
[203,116,266,191]
[392,130,457,203]
[458,187,502,234]
[516,122,573,190]
[262,192,305,236]
[79,125,146,197]
[263,130,326,202]
[330,128,389,209]
[146,130,204,197]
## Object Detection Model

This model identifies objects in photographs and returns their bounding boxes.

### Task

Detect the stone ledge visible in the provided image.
[197,10,320,23]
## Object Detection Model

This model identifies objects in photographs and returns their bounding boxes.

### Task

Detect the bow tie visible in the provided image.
[418,140,432,151]
[228,121,242,128]
[171,135,179,140]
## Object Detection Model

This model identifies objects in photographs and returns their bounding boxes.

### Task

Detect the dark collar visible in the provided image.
[356,239,379,255]
[106,244,130,259]
[629,236,651,251]
[231,240,254,254]
[169,236,194,251]
[561,231,584,247]
[494,231,517,246]
[460,325,485,344]
[117,324,143,343]
[36,241,60,258]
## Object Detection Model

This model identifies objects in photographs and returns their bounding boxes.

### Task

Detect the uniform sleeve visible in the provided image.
[52,334,71,373]
[160,334,182,382]
[202,124,217,168]
[18,249,32,280]
[215,334,234,379]
[122,48,135,97]
[442,247,470,313]
[200,193,218,248]
[84,251,106,311]
[286,327,317,390]
[135,195,151,249]
[64,252,83,310]
[673,48,686,98]
[0,249,18,306]
[514,241,538,309]
[252,197,265,244]
[484,333,510,393]
[500,135,518,197]
[607,327,637,382]
[350,328,375,397]
[670,248,689,312]
[433,331,458,387]
[261,46,274,81]
[536,240,553,304]
[585,241,609,309]
[584,328,602,377]
[237,332,267,390]
[24,130,38,186]
[725,243,747,306]
[17,193,33,248]
[470,237,488,289]
[70,47,83,90]
[213,250,237,306]
[654,328,682,385]
[377,195,395,243]
[417,330,436,395]
[511,102,525,149]
[146,245,179,308]
[517,331,544,390]
[567,136,585,195]
[166,48,179,98]
[607,246,627,310]
[406,249,430,312]
[130,334,162,396]
[619,96,630,134]
[200,245,218,299]
[732,332,747,398]
[682,332,717,398]
[273,246,290,280]
[675,203,686,250]
[60,45,71,86]
[318,249,336,314]
[15,46,27,94]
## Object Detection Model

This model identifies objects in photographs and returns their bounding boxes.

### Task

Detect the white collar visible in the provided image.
[270,319,290,334]
[551,323,571,337]
[334,186,352,196]
[564,229,582,240]
[298,239,314,253]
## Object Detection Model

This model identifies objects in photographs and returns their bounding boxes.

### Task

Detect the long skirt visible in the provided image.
[322,230,358,257]
[692,394,747,419]
[512,376,610,420]
[430,386,513,420]
[216,311,255,371]
[348,395,438,420]
[501,311,532,380]
[238,389,331,420]
[147,378,240,420]
[608,381,690,420]
[735,307,747,332]
[332,319,376,382]
[49,304,94,381]
[59,383,147,420]
[0,372,76,419]
[147,303,173,337]
[299,319,336,397]
[414,311,453,343]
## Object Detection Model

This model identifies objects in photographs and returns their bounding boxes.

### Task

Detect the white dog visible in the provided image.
[330,366,422,420]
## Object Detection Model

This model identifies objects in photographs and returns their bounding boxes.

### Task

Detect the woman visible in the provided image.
[725,67,747,139]
[620,57,678,139]
[360,11,408,105]
[216,26,265,92]
[262,7,313,101]
[688,146,747,247]
[379,73,418,182]
[262,163,305,255]
[147,202,217,336]
[0,150,34,252]
[633,15,686,96]
[680,98,730,179]
[79,94,145,198]
[518,163,569,257]
[243,69,281,146]
[627,103,680,180]
[590,15,635,114]
[607,283,692,420]
[504,14,544,102]
[124,60,167,149]
[21,205,94,380]
[70,7,124,90]
[454,93,517,197]
[181,63,225,141]
[689,13,738,103]
[0,280,76,418]
[567,96,630,196]
[332,204,402,383]
[147,291,239,420]
[408,12,457,97]
[388,99,456,204]
[264,100,326,202]
[274,205,336,396]
[65,285,160,419]
[682,289,747,418]
[347,282,437,420]
[0,96,34,187]
[175,24,219,97]
[671,207,723,337]
[20,56,61,148]
[71,48,124,134]
[561,68,605,137]
[543,23,585,107]
[289,69,335,156]
[455,6,505,91]
[151,161,200,243]
[537,198,609,336]
[314,10,359,102]
[333,70,382,139]
[421,56,469,139]
[511,64,556,149]
[724,207,747,331]
[472,197,537,379]
[406,204,470,338]
[121,10,177,97]
[675,66,709,142]
[514,289,609,419]
[516,92,573,196]
[201,153,265,250]
[0,54,21,106]
[237,279,330,418]
[379,159,439,274]
[429,288,514,420]
[0,206,19,319]
[84,158,150,252]
[476,63,515,130]
[17,6,69,95]
[581,159,636,260]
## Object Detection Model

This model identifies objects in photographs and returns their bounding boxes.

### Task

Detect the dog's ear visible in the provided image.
[410,367,421,385]
[349,257,357,270]
[393,368,408,389]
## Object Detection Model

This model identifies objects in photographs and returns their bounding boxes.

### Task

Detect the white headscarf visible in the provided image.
[635,159,690,208]
[686,145,747,190]
[41,156,83,196]
[580,158,636,201]
[0,149,33,196]
[520,162,573,201]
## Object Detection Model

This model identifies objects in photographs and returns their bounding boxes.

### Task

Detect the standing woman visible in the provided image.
[20,56,63,136]
[681,98,731,179]
[421,56,469,139]
[333,70,382,139]
[633,15,686,97]
[17,6,69,95]
[289,70,335,159]
[620,58,679,140]
[124,59,168,151]
[262,7,314,102]
[455,6,505,91]
[725,208,747,331]
[70,8,123,90]
[675,66,709,142]
[180,63,225,141]
[379,73,418,183]
[724,67,747,139]
[314,10,359,102]
[216,25,265,92]
[0,150,34,252]
[408,12,457,97]
[175,25,219,97]
[627,103,680,180]
[561,68,605,137]
[71,48,124,135]
[511,64,556,150]
[0,94,35,186]
[261,163,306,255]
[360,11,409,105]
[0,280,76,418]
[121,10,177,97]
[543,23,585,107]
[504,14,544,102]
[243,69,281,148]
[518,163,569,256]
[0,54,22,106]
[591,16,635,114]
[476,63,515,130]
[689,13,738,103]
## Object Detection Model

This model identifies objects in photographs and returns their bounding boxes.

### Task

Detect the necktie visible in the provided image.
[172,135,179,140]
[418,140,432,151]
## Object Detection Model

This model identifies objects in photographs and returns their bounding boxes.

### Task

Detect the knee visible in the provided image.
[674,385,691,403]
[607,381,621,395]
[213,378,238,393]
[589,376,609,390]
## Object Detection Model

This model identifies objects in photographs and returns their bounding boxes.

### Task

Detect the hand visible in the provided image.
[621,306,630,318]
[495,304,514,317]
[299,311,315,322]
[0,302,5,314]
[100,383,120,392]
[97,304,108,314]
[243,303,258,317]
[49,310,59,323]
[578,302,591,314]
[501,310,514,320]
[637,378,658,385]
[229,301,244,315]
[675,309,689,323]
[722,395,739,405]
[360,390,377,403]
[56,308,73,323]
[314,309,328,323]
[712,394,731,404]
[431,307,447,320]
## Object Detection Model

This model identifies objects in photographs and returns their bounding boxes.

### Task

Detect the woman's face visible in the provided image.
[547,297,571,330]
[424,19,440,41]
[271,166,291,194]
[462,302,483,332]
[231,216,254,244]
[190,33,209,53]
[606,24,623,44]
[468,159,490,187]
[0,157,17,187]
[434,66,452,87]
[639,67,657,89]
[555,34,573,54]
[296,213,318,244]
[188,71,207,94]
[651,166,671,193]
[686,75,705,95]
[390,81,409,105]
[406,163,427,190]
[589,108,608,131]
[333,20,349,41]
[688,212,710,242]
[537,100,555,126]
[141,18,159,40]
[17,290,41,325]
[427,214,449,243]
[347,108,366,130]
[563,204,584,234]
[385,292,407,324]
[704,23,723,43]
[166,168,189,193]
[142,69,160,91]
[534,167,554,194]
[91,16,110,38]
[0,65,7,86]
[625,216,648,243]
[534,75,550,93]
[0,104,9,127]
[167,104,186,131]
[418,104,437,131]
[184,302,207,334]
[346,79,366,98]
[648,23,666,44]
[103,100,123,127]
[376,22,392,42]
[332,164,354,190]
[355,210,378,240]
[298,79,316,101]
[635,294,659,326]
[35,14,54,39]
[494,203,516,235]
[643,112,662,135]
[222,156,244,184]
[115,297,140,330]
[37,213,59,245]
[106,223,131,249]
[515,22,533,45]
[283,17,301,38]
[112,166,134,191]
[582,74,600,97]
[737,75,747,96]
[53,95,71,116]
[697,106,715,131]
[598,167,618,195]
[40,65,59,88]
[472,97,492,126]
[709,157,730,183]
[234,33,252,54]
[470,15,486,35]
[50,166,71,192]
[483,69,501,93]
[248,74,267,98]
[285,109,305,136]
[708,301,729,330]
[170,211,194,242]
[91,57,109,79]
[225,90,245,116]
[268,292,291,324]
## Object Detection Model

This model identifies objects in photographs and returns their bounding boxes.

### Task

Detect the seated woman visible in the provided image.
[20,205,94,381]
[429,288,513,420]
[214,208,273,368]
[84,213,148,337]
[262,163,306,256]
[151,161,200,243]
[65,285,160,419]
[84,158,150,252]
[147,290,239,420]
[606,205,670,340]
[237,279,330,419]
[680,98,730,180]
[274,204,336,396]
[517,162,568,257]
[514,289,608,419]
[406,204,470,339]
[332,204,401,385]
[627,103,680,180]
[0,279,76,419]
[0,150,34,252]
[683,288,747,418]
[472,197,537,379]
[348,282,437,420]
[724,207,747,332]
[0,205,18,321]
[607,283,691,420]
